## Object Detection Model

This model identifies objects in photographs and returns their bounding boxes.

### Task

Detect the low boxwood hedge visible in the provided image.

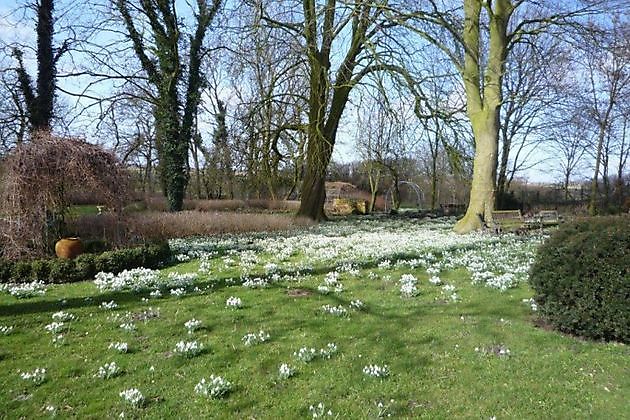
[0,242,171,284]
[529,216,629,343]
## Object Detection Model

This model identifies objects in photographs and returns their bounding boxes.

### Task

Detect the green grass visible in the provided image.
[1,260,628,418]
[67,205,102,218]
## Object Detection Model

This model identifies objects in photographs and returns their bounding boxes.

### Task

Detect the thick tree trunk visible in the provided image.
[297,166,327,220]
[454,111,499,233]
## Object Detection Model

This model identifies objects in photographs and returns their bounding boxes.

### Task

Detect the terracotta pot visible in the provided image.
[55,237,83,259]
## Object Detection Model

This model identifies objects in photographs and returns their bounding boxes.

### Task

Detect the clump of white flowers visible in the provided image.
[170,287,186,298]
[319,343,338,359]
[475,344,511,358]
[441,284,460,302]
[294,347,318,363]
[242,277,269,289]
[1,325,14,335]
[226,296,242,308]
[429,275,442,285]
[149,289,162,299]
[95,362,120,379]
[184,319,202,334]
[278,363,296,379]
[119,322,136,332]
[318,271,344,294]
[100,300,118,310]
[522,298,538,311]
[242,330,270,346]
[363,364,390,378]
[1,281,47,298]
[174,340,203,358]
[399,274,419,298]
[108,342,129,353]
[44,322,66,334]
[194,375,232,398]
[378,260,392,269]
[350,299,365,310]
[309,402,334,418]
[20,367,47,385]
[320,304,348,317]
[52,311,75,322]
[119,388,144,407]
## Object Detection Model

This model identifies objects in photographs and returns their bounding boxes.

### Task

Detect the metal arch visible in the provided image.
[384,180,424,212]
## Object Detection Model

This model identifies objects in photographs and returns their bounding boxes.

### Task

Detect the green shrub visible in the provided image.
[0,242,172,284]
[48,259,80,283]
[529,216,630,343]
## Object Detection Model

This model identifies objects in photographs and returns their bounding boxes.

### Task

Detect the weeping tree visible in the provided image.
[115,0,221,211]
[12,0,70,133]
[0,133,129,259]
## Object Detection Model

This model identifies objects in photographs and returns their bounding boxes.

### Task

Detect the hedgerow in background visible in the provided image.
[0,133,129,259]
[529,216,630,343]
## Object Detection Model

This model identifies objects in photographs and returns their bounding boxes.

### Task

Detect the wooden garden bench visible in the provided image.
[489,210,524,233]
[537,210,560,226]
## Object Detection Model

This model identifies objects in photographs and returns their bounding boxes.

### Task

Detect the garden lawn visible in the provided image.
[0,218,628,418]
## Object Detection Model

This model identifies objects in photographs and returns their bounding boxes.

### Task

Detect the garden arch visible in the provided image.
[384,181,424,212]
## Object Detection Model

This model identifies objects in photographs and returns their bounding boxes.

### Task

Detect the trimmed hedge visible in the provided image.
[0,242,171,284]
[529,216,630,343]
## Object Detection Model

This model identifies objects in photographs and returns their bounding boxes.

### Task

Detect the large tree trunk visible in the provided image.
[454,110,499,233]
[453,0,510,234]
[297,125,333,220]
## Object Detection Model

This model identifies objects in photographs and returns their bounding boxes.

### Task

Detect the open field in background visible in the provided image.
[1,219,627,418]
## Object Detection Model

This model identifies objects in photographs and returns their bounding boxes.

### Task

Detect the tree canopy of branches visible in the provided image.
[260,0,412,220]
[0,133,129,259]
[115,0,221,211]
[12,0,69,134]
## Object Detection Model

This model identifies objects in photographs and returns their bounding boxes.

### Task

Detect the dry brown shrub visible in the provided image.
[126,211,313,241]
[185,199,301,212]
[0,133,129,259]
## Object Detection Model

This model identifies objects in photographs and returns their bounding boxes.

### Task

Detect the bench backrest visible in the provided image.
[491,210,522,220]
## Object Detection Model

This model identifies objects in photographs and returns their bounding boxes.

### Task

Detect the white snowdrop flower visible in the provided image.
[119,323,136,332]
[173,340,203,357]
[194,375,232,398]
[242,330,270,346]
[19,367,47,385]
[309,402,334,418]
[100,300,118,310]
[52,311,75,322]
[378,260,391,269]
[350,299,364,310]
[294,347,317,363]
[108,342,128,353]
[170,287,186,297]
[44,322,66,334]
[319,343,338,359]
[363,364,390,378]
[1,325,14,335]
[95,361,120,379]
[321,304,348,316]
[226,296,242,308]
[119,388,144,407]
[184,319,202,334]
[278,363,296,379]
[429,276,442,285]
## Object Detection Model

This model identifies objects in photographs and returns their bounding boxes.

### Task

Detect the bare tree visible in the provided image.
[114,0,221,211]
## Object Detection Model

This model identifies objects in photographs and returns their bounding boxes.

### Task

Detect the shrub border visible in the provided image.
[0,242,172,284]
